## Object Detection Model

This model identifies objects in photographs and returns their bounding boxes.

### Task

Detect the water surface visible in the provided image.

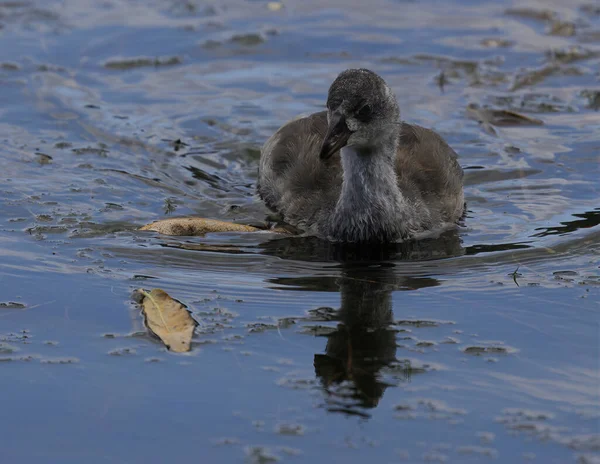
[0,0,599,462]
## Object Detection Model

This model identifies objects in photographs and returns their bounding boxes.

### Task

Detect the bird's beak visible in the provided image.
[319,112,351,160]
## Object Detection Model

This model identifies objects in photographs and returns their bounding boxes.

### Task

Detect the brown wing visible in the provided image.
[396,123,464,220]
[257,111,342,230]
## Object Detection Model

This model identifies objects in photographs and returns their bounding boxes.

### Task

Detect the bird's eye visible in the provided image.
[356,104,372,121]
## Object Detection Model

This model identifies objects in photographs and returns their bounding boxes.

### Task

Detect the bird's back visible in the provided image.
[396,123,464,222]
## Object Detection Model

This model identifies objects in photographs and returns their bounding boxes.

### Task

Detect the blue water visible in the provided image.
[1,0,599,462]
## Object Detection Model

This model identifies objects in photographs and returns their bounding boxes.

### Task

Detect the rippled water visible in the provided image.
[1,0,599,462]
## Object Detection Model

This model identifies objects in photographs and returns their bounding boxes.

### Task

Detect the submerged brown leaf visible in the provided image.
[510,65,583,91]
[137,289,197,352]
[140,217,291,236]
[467,103,544,129]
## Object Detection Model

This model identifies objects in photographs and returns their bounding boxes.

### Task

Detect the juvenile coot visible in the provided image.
[257,68,464,243]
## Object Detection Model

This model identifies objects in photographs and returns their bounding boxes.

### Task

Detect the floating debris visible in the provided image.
[34,152,52,164]
[467,103,543,129]
[547,46,598,64]
[1,62,20,71]
[72,147,109,156]
[463,345,517,355]
[456,446,498,458]
[505,8,556,22]
[489,93,573,114]
[0,301,27,309]
[267,2,283,12]
[135,289,197,353]
[480,38,514,48]
[510,64,582,91]
[245,446,280,464]
[0,343,17,354]
[274,423,305,436]
[104,56,182,70]
[108,348,137,356]
[415,341,436,347]
[394,319,454,328]
[581,90,600,110]
[40,357,79,364]
[230,33,265,46]
[54,141,72,149]
[246,322,278,333]
[548,20,576,37]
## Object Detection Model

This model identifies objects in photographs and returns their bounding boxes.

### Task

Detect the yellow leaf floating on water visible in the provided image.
[267,1,283,11]
[137,289,197,353]
[139,217,292,237]
[140,217,260,236]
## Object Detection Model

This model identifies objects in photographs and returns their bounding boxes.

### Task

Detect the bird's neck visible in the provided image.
[329,132,411,242]
[340,141,399,204]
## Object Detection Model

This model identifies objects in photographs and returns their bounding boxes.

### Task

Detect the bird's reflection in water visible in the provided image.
[314,266,397,414]
[146,228,459,416]
[310,265,440,417]
[260,231,458,416]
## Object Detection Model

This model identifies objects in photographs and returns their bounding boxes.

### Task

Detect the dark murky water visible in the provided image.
[1,0,599,462]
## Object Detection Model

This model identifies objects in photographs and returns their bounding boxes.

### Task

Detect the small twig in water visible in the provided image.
[508,266,522,287]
